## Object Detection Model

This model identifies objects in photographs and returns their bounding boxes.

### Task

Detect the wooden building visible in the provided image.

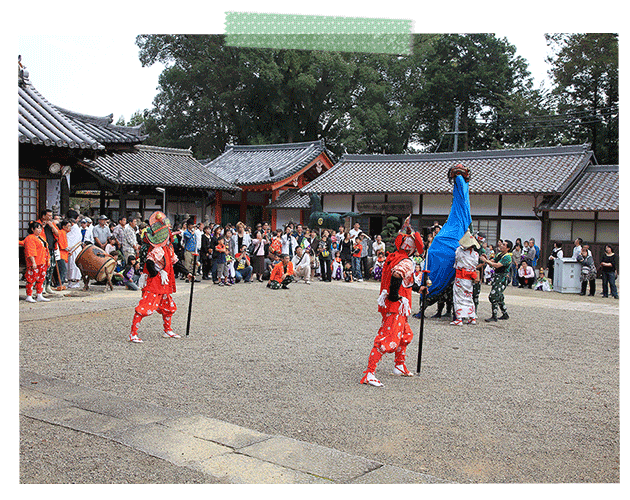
[18,60,144,237]
[299,144,618,265]
[203,140,334,229]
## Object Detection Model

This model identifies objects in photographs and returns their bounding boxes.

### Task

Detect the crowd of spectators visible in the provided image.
[20,210,618,301]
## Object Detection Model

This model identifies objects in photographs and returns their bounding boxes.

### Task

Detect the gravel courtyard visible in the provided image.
[19,278,620,483]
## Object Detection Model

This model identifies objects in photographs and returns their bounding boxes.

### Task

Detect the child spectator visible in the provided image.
[344,262,354,282]
[214,236,230,286]
[534,267,552,292]
[352,234,363,281]
[373,250,386,280]
[331,251,343,280]
[123,255,141,290]
[55,219,71,289]
[23,221,50,302]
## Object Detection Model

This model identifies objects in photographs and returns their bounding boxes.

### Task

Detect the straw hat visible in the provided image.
[459,230,480,249]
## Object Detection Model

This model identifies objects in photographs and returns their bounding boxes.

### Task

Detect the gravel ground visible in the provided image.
[19,278,620,483]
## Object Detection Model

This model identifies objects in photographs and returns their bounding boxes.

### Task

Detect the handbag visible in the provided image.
[248,240,261,256]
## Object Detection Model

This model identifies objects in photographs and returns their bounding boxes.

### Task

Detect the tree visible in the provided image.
[545,33,618,164]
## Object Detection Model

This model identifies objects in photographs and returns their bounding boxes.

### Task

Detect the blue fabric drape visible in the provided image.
[425,175,472,298]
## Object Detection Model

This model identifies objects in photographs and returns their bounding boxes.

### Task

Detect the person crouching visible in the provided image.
[267,253,295,289]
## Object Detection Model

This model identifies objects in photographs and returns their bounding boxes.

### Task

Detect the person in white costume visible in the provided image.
[451,230,480,326]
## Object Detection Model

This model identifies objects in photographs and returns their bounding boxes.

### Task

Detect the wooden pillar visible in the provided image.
[239,190,247,223]
[99,187,106,215]
[271,190,279,231]
[60,174,70,215]
[119,192,127,219]
[215,191,222,225]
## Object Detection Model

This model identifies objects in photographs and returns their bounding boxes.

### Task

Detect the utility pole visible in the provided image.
[444,105,467,152]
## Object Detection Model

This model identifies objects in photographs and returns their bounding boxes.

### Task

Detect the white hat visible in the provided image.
[459,230,480,249]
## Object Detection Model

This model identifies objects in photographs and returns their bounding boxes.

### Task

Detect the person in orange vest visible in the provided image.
[267,253,294,289]
[22,221,51,303]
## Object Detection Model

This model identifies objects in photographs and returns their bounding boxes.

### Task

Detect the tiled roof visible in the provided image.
[540,165,619,211]
[204,140,329,186]
[300,145,594,195]
[83,145,240,191]
[18,70,145,149]
[267,189,310,209]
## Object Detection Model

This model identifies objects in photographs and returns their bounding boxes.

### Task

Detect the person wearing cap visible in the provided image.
[480,239,513,322]
[360,216,425,387]
[129,211,192,343]
[93,215,112,250]
[451,230,480,326]
[472,231,486,314]
[79,218,95,245]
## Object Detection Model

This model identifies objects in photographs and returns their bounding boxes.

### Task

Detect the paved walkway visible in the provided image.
[20,370,444,484]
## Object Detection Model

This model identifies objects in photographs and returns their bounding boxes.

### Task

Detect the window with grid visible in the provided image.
[471,219,498,245]
[19,179,38,239]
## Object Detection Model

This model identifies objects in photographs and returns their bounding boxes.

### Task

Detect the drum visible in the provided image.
[75,243,116,281]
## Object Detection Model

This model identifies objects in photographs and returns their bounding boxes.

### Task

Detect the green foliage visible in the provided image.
[380,216,401,253]
[545,33,619,164]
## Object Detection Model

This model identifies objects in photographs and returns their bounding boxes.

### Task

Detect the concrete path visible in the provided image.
[20,370,443,484]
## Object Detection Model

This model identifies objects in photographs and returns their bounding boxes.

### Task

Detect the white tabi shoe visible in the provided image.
[468,318,477,325]
[25,295,36,303]
[36,293,50,302]
[129,334,143,343]
[450,319,463,326]
[360,372,383,387]
[163,331,181,339]
[393,364,414,377]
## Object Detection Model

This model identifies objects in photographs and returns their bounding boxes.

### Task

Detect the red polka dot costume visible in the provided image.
[361,220,424,387]
[129,212,188,343]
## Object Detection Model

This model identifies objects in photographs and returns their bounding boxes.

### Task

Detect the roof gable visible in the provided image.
[204,140,330,186]
[540,165,619,212]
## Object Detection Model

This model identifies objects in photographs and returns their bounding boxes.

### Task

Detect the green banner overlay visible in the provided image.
[225,12,413,55]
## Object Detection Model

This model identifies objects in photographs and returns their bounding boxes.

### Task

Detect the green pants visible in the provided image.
[488,273,509,316]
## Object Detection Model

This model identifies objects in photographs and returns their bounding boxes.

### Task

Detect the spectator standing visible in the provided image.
[122,218,139,262]
[529,238,540,269]
[200,225,213,280]
[339,232,353,267]
[181,221,198,279]
[194,223,204,264]
[36,208,59,295]
[517,261,535,288]
[547,241,564,285]
[281,226,298,259]
[112,217,126,250]
[292,246,311,284]
[480,239,513,322]
[65,211,83,288]
[600,244,618,299]
[352,234,363,281]
[349,222,361,240]
[214,235,230,286]
[572,238,583,259]
[524,239,536,267]
[294,224,306,247]
[230,222,252,256]
[577,247,597,296]
[511,242,522,286]
[360,232,371,280]
[23,221,50,302]
[318,231,332,282]
[335,225,345,245]
[93,215,111,250]
[250,231,267,282]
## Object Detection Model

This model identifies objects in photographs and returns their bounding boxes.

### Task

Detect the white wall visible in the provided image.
[323,194,352,213]
[470,194,499,216]
[422,194,451,215]
[501,195,536,217]
[500,219,542,246]
[276,209,302,228]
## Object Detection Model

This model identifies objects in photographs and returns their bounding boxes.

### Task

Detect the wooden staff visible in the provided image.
[416,269,431,374]
[185,253,198,337]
